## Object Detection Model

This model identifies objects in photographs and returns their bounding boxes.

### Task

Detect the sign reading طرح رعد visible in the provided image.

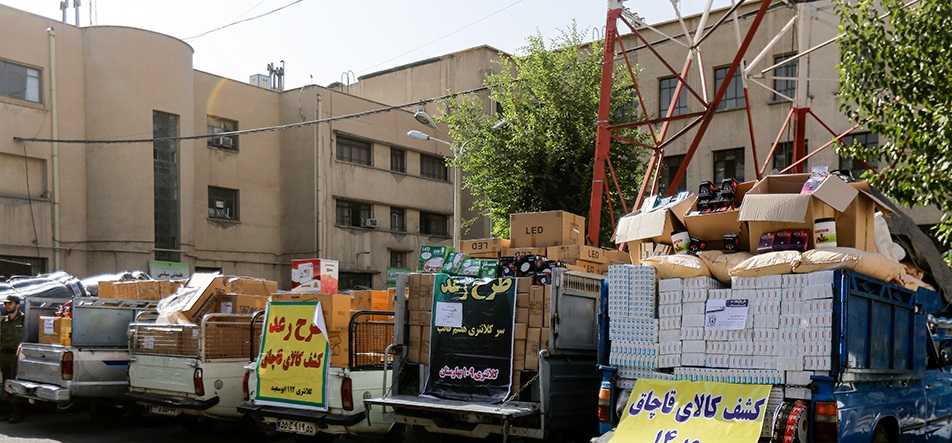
[612,378,771,443]
[423,274,517,403]
[254,301,331,410]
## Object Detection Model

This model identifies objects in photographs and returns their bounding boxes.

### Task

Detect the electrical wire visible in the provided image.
[356,0,526,76]
[13,85,490,145]
[183,0,303,41]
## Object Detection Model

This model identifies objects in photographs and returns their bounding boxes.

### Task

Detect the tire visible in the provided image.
[389,424,444,443]
[178,415,219,433]
[870,424,890,443]
[240,415,282,442]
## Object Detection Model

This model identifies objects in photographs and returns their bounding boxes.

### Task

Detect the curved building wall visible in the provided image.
[82,26,196,274]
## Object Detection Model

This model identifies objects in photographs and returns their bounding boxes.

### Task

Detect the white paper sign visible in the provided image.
[705,299,749,330]
[43,317,55,335]
[434,302,463,328]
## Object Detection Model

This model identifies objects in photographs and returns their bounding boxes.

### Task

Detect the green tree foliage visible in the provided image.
[438,24,647,246]
[835,0,952,247]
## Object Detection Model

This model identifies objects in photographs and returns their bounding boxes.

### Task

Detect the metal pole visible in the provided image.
[453,150,461,251]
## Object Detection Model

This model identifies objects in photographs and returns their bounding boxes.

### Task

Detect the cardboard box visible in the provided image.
[528,286,544,328]
[327,331,350,367]
[409,310,431,326]
[546,245,609,264]
[516,307,529,325]
[513,339,527,371]
[516,291,530,308]
[407,326,423,364]
[469,252,502,259]
[540,327,549,349]
[420,327,431,365]
[502,247,547,258]
[172,273,226,324]
[219,293,269,315]
[416,246,449,273]
[525,328,542,370]
[291,258,339,293]
[682,181,755,250]
[516,277,535,294]
[614,196,696,264]
[441,252,468,275]
[351,290,374,311]
[460,238,511,255]
[514,322,528,340]
[510,211,585,248]
[571,260,609,275]
[137,281,161,300]
[739,174,877,252]
[38,316,71,346]
[204,319,257,359]
[114,281,140,300]
[98,281,117,299]
[543,285,552,328]
[603,248,631,265]
[224,277,278,297]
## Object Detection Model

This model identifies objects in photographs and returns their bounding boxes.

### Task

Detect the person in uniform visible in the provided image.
[0,295,24,423]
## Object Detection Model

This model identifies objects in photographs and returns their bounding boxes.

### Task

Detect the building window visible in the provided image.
[391,148,406,173]
[0,256,47,276]
[340,272,373,291]
[420,211,448,236]
[713,148,745,183]
[773,54,797,102]
[838,132,879,179]
[337,135,372,166]
[420,154,448,181]
[773,141,794,172]
[0,60,41,103]
[390,207,406,232]
[658,76,688,116]
[208,186,239,221]
[207,116,239,151]
[390,250,407,268]
[658,155,687,196]
[154,111,180,262]
[336,199,371,227]
[714,66,745,111]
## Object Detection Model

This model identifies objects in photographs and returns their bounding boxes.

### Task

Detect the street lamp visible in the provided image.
[406,128,462,251]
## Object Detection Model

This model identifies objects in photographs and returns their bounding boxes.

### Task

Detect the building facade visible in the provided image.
[614,0,942,226]
[0,5,455,289]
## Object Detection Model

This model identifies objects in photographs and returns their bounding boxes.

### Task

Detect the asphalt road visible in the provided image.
[0,404,289,443]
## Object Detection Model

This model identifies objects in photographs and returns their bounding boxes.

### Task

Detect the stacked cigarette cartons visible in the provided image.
[607,265,658,378]
[406,273,435,364]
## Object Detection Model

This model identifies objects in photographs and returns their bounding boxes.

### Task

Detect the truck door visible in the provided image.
[924,336,952,442]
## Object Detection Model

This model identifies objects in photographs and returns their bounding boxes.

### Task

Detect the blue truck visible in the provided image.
[594,268,952,443]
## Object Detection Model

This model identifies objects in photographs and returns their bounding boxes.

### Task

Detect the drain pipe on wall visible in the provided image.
[48,27,61,270]
[316,91,324,258]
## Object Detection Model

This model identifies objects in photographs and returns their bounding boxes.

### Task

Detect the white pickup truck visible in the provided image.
[237,308,396,440]
[124,312,263,429]
[7,297,158,416]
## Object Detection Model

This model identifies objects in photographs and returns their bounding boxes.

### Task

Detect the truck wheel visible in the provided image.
[179,415,218,433]
[241,415,281,441]
[387,424,443,443]
[88,400,121,421]
[871,425,891,443]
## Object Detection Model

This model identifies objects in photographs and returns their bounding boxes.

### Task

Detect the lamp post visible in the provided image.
[407,126,463,251]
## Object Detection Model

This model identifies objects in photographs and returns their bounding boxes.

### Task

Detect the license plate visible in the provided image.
[276,419,317,436]
[146,404,181,416]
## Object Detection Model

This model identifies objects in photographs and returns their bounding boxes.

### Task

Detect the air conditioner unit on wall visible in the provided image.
[216,136,234,148]
[361,218,378,228]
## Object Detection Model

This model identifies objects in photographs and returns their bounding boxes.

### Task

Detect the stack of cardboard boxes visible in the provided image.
[614,173,888,263]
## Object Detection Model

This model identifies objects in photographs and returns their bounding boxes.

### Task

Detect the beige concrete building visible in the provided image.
[350,45,513,240]
[0,5,455,289]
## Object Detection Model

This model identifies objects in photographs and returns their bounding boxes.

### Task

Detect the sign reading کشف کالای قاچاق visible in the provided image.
[254,301,331,410]
[611,378,771,443]
[422,274,517,402]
